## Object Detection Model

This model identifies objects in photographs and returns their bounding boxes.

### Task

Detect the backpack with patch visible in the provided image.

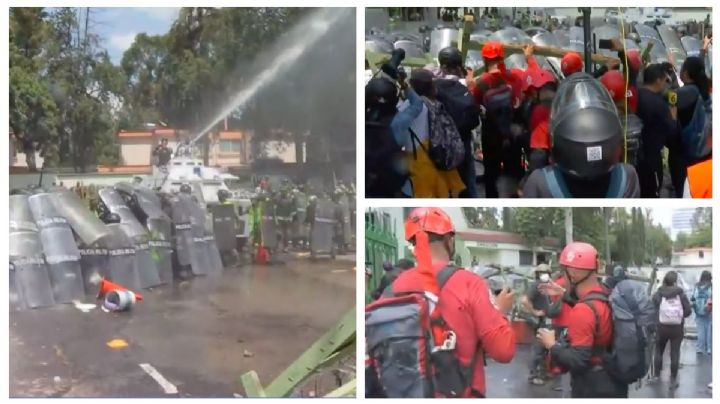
[658,295,684,325]
[411,97,466,171]
[365,119,408,197]
[680,88,712,161]
[365,266,473,398]
[541,164,630,198]
[692,284,712,316]
[584,280,656,385]
[435,79,480,141]
[478,77,514,140]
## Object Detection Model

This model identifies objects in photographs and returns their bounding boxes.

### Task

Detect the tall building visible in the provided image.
[671,208,698,240]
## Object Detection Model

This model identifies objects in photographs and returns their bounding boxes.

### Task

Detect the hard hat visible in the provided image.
[481,41,505,59]
[550,73,622,178]
[625,49,642,73]
[438,46,463,68]
[561,52,583,76]
[599,70,627,102]
[404,207,455,241]
[527,69,556,91]
[559,242,598,270]
[365,77,399,109]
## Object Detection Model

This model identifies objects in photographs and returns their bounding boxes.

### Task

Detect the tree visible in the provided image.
[687,207,712,248]
[675,232,689,252]
[462,208,500,230]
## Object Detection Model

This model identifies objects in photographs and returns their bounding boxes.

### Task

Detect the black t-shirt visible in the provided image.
[636,87,680,166]
[527,280,550,312]
[154,146,172,165]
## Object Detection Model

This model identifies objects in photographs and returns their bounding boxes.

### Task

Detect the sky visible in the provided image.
[88,8,179,64]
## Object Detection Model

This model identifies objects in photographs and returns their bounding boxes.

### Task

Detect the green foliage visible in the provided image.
[463,208,500,230]
[687,207,712,248]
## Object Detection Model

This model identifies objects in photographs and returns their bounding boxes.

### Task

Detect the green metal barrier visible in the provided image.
[240,307,356,397]
[364,209,398,302]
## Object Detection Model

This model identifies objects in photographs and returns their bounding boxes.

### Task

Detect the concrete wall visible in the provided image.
[120,139,153,165]
[672,249,713,267]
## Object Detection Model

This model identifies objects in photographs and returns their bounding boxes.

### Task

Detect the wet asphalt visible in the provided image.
[9,256,355,398]
[485,340,712,398]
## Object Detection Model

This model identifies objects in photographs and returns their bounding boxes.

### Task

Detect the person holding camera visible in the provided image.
[636,63,681,198]
[521,263,553,385]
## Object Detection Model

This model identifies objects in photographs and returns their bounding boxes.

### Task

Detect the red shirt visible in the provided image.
[530,121,550,149]
[550,277,573,328]
[392,263,516,397]
[470,70,523,108]
[567,284,613,364]
[529,104,550,133]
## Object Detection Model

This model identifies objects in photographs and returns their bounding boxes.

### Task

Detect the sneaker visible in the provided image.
[669,378,679,391]
[531,378,546,386]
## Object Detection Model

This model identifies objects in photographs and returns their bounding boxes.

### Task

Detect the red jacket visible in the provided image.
[392,262,516,396]
[549,277,573,328]
[470,70,523,108]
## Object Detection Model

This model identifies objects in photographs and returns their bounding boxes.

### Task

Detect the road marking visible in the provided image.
[139,363,178,394]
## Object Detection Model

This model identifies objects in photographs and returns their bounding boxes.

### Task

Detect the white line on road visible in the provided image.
[139,363,178,394]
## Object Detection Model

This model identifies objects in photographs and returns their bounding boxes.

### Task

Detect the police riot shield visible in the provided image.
[293,192,308,243]
[339,194,352,246]
[78,245,110,296]
[133,187,174,284]
[27,193,84,304]
[624,114,643,167]
[170,195,208,276]
[260,200,278,250]
[209,204,237,252]
[204,235,224,276]
[53,191,113,246]
[10,263,26,311]
[98,188,161,288]
[9,195,55,309]
[105,224,143,292]
[310,199,337,258]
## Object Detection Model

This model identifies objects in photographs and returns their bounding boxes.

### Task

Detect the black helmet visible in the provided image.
[365,77,399,112]
[217,189,231,201]
[104,212,121,224]
[179,184,192,194]
[438,46,463,69]
[550,73,622,178]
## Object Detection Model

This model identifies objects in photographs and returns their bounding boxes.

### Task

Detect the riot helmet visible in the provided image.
[179,183,192,194]
[438,46,463,70]
[550,73,622,178]
[217,189,231,202]
[366,77,399,116]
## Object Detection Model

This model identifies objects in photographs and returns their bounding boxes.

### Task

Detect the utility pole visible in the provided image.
[580,7,592,73]
[564,208,573,244]
[604,207,611,263]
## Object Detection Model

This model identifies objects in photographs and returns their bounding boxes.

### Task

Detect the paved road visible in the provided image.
[485,341,712,398]
[9,257,355,398]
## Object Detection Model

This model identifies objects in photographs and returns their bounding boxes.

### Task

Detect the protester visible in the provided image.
[403,68,466,197]
[635,63,681,197]
[435,47,481,197]
[523,73,640,197]
[366,208,516,397]
[650,271,692,389]
[536,242,629,397]
[521,263,552,385]
[370,258,415,300]
[692,271,713,356]
[152,138,172,167]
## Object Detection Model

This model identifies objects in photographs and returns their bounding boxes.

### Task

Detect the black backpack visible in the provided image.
[435,79,480,142]
[365,119,408,197]
[478,78,514,140]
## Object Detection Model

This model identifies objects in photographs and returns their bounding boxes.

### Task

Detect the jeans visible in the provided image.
[459,141,478,198]
[696,315,712,354]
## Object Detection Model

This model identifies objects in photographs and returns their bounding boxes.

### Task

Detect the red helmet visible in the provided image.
[559,242,598,271]
[600,70,627,102]
[625,49,641,73]
[561,52,583,76]
[481,41,505,60]
[527,69,556,90]
[510,68,529,91]
[404,208,455,241]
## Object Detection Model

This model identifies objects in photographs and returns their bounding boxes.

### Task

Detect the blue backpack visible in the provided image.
[680,89,712,161]
[541,165,630,198]
[692,284,712,317]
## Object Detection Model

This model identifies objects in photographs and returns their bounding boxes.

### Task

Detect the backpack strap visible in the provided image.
[606,164,628,198]
[382,266,459,298]
[582,293,609,343]
[542,166,572,198]
[408,127,428,160]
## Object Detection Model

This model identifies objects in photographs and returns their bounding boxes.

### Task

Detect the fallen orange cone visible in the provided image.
[97,278,143,301]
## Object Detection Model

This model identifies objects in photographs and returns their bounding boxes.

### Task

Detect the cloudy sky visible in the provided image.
[90,8,179,64]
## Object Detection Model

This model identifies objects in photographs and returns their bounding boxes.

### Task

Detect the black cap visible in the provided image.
[366,77,398,109]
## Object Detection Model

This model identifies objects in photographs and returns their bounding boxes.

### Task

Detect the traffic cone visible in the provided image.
[255,245,269,265]
[97,278,143,301]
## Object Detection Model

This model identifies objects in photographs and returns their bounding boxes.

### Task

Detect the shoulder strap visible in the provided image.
[408,127,428,160]
[606,164,628,198]
[542,166,572,198]
[437,266,460,289]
